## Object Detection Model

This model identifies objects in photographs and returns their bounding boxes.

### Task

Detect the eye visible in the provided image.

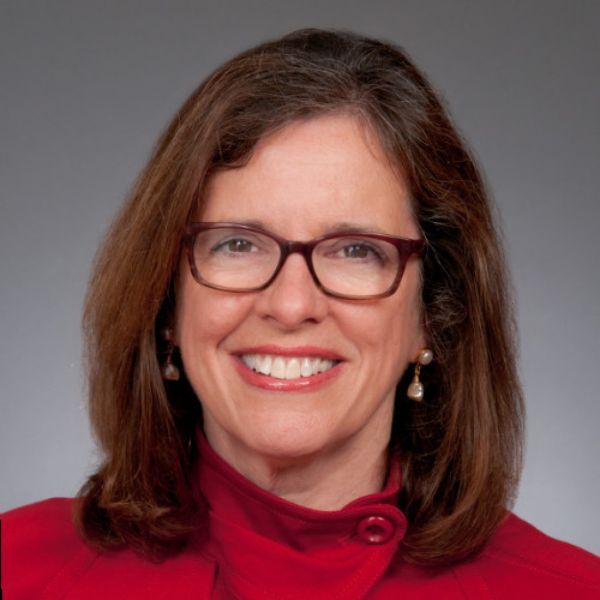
[334,240,387,263]
[220,239,254,253]
[211,237,259,255]
[342,243,378,259]
[318,237,390,265]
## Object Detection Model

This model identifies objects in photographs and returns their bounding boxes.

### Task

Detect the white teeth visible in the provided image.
[244,355,257,370]
[321,359,334,373]
[285,358,301,379]
[240,353,338,379]
[258,355,272,375]
[271,357,286,379]
[300,358,312,377]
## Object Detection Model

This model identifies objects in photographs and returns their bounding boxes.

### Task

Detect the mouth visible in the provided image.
[231,346,345,391]
[240,354,339,380]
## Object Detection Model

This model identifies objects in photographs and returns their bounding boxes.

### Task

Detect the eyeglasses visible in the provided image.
[183,222,425,300]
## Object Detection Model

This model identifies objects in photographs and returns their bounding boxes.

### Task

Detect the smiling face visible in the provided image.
[176,113,425,467]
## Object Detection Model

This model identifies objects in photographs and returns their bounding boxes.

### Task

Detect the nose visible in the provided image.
[253,252,329,328]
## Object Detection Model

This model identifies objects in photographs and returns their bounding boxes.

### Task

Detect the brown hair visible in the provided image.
[77,28,524,566]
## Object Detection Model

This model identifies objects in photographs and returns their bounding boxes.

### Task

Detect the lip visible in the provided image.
[233,345,345,361]
[231,345,346,392]
[232,356,344,391]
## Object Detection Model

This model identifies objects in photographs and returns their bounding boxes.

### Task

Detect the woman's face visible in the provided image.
[176,114,425,463]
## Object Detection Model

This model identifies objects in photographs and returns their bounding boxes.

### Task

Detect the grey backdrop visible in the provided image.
[1,1,598,555]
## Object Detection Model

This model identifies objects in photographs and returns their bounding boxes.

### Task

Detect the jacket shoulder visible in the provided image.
[471,512,600,597]
[2,498,216,599]
[2,497,97,599]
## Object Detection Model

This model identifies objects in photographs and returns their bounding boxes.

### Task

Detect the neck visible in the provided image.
[203,421,391,511]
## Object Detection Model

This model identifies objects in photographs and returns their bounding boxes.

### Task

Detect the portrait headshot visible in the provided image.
[1,2,599,598]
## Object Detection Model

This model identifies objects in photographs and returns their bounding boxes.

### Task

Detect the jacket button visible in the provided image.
[357,515,395,544]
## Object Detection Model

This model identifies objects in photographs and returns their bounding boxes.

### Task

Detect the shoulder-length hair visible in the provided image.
[77,28,524,566]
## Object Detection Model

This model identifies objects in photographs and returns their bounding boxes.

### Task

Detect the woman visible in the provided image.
[3,28,599,599]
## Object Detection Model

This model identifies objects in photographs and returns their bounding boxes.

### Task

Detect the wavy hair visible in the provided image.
[77,28,524,566]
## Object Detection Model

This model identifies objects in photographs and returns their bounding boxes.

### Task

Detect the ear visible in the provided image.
[410,307,429,361]
[170,253,191,349]
[157,295,178,347]
[160,326,177,346]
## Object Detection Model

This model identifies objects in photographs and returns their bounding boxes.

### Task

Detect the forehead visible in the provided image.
[200,114,418,239]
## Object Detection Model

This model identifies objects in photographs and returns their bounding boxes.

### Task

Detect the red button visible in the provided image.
[357,515,395,544]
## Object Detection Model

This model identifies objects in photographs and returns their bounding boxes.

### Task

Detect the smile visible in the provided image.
[241,354,338,380]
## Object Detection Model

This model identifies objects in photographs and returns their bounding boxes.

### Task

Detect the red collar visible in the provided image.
[194,431,408,598]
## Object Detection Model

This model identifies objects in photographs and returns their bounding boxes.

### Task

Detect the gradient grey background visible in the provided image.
[1,1,598,554]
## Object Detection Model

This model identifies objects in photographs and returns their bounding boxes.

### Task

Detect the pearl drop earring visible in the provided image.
[407,348,433,402]
[161,328,180,382]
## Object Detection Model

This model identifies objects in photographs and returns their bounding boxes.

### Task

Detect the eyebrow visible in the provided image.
[326,222,390,235]
[229,219,391,237]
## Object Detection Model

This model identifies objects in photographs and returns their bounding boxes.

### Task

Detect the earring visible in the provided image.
[161,328,180,382]
[407,348,433,402]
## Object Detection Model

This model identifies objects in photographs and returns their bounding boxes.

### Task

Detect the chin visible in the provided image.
[241,416,338,463]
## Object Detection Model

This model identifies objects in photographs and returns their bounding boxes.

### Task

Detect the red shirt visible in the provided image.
[3,434,600,599]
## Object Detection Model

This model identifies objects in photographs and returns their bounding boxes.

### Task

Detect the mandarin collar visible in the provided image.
[193,430,408,598]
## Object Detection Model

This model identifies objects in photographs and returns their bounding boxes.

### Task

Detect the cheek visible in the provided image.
[363,307,416,358]
[354,281,424,371]
[175,274,250,354]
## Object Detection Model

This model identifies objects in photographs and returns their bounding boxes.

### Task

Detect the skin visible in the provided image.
[176,114,426,510]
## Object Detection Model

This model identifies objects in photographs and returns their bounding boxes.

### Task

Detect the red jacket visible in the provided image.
[3,435,600,599]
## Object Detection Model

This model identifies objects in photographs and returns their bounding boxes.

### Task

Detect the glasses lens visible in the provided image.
[192,227,280,289]
[313,236,401,297]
